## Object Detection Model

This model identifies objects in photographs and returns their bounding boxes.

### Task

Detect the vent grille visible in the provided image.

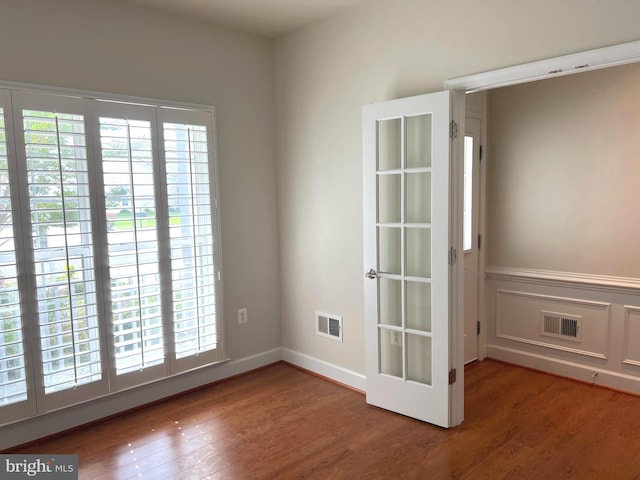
[540,311,581,342]
[316,311,343,342]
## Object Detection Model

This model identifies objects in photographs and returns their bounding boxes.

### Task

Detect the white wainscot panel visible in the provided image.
[496,290,610,359]
[623,306,640,367]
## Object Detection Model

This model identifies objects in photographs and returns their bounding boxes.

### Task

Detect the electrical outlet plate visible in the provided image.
[238,308,248,324]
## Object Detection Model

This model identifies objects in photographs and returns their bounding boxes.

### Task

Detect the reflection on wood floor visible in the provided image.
[12,359,640,479]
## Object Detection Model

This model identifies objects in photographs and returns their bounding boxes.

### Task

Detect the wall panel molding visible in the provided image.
[495,289,610,360]
[623,306,640,368]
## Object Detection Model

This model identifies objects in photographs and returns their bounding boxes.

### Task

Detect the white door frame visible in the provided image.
[444,39,640,372]
[462,113,482,364]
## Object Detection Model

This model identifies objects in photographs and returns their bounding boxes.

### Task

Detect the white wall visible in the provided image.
[274,0,640,375]
[487,62,640,278]
[0,0,281,360]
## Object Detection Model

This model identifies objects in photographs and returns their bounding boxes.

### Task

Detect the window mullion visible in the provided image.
[153,110,175,374]
[84,100,115,396]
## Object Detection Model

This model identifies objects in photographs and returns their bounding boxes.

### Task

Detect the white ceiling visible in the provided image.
[114,0,368,38]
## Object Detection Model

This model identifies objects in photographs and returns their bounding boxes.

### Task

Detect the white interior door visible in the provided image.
[463,117,481,364]
[363,90,462,428]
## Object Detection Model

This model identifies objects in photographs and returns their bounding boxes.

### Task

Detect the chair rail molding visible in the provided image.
[486,266,640,295]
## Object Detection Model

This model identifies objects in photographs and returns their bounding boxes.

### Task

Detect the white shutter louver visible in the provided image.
[164,122,218,359]
[0,106,28,406]
[100,117,164,375]
[23,109,102,394]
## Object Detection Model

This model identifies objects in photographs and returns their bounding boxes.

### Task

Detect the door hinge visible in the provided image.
[448,247,457,266]
[449,368,457,385]
[477,321,481,336]
[449,120,458,139]
[479,144,484,161]
[478,234,482,249]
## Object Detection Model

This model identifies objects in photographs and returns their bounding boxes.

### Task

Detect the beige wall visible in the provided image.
[0,0,281,359]
[487,62,640,278]
[274,0,640,374]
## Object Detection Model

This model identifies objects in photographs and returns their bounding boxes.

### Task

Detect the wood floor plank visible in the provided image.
[9,360,640,479]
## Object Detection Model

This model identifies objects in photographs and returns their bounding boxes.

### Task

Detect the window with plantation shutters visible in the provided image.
[0,88,223,424]
[99,115,163,377]
[23,109,103,395]
[164,121,218,361]
[0,99,28,411]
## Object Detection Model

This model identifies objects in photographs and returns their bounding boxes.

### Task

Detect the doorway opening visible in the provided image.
[449,39,640,393]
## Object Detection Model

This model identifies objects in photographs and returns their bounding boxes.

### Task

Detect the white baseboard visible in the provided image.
[281,348,366,392]
[0,348,282,451]
[223,348,283,376]
[487,344,640,395]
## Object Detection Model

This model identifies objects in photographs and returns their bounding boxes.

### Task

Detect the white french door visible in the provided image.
[363,90,463,428]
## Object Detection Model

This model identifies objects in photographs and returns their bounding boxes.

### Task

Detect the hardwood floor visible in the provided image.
[11,360,640,479]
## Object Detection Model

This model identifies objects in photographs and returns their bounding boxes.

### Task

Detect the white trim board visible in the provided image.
[486,266,640,295]
[487,345,640,396]
[445,40,640,92]
[281,348,366,392]
[0,79,215,112]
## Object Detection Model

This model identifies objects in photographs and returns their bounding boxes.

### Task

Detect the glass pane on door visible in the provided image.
[378,119,401,171]
[378,174,401,223]
[406,172,431,223]
[406,114,432,168]
[463,135,474,251]
[407,334,432,385]
[379,278,401,327]
[378,227,401,274]
[380,328,402,378]
[376,113,433,384]
[406,228,431,278]
[406,281,431,332]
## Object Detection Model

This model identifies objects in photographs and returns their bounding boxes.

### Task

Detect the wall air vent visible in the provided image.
[540,311,582,342]
[316,311,343,342]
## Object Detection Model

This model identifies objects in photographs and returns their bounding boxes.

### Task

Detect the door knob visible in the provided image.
[365,268,380,279]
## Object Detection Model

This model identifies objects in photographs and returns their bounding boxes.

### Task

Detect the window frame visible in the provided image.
[0,85,225,425]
